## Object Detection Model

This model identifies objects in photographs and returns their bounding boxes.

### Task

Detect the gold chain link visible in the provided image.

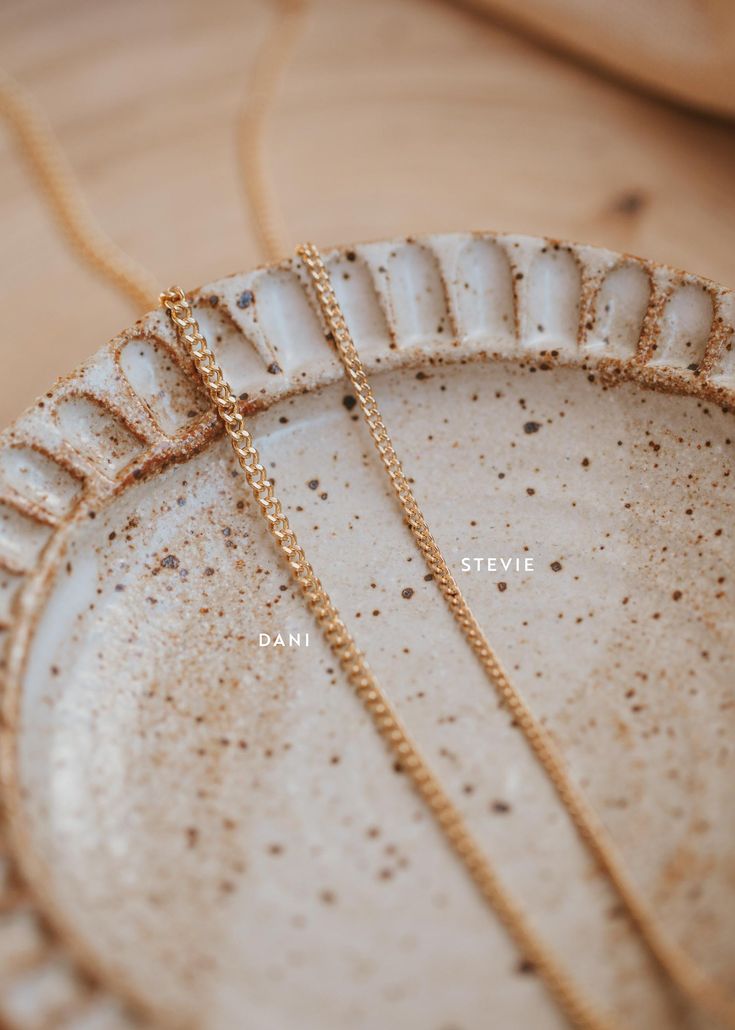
[296,242,735,1030]
[0,0,306,304]
[161,284,616,1030]
[0,68,160,311]
[237,0,307,263]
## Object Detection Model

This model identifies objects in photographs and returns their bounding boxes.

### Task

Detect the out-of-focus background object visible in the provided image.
[465,0,735,116]
[2,0,735,429]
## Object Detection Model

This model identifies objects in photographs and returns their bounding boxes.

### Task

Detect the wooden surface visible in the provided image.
[469,0,735,116]
[2,0,735,430]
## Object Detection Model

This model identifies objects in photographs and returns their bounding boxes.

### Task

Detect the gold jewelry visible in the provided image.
[2,7,733,1027]
[0,0,306,301]
[297,241,735,1030]
[0,68,159,311]
[161,283,615,1030]
[237,0,308,263]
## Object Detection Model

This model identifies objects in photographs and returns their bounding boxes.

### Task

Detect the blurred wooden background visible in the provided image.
[2,0,735,429]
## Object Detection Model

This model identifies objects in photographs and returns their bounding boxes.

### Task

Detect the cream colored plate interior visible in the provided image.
[0,233,733,1030]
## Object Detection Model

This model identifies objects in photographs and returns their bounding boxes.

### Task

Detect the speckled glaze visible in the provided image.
[0,233,733,1030]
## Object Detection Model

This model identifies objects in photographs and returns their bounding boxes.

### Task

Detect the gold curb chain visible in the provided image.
[0,68,160,311]
[0,0,306,309]
[161,284,614,1030]
[237,0,307,264]
[297,242,735,1030]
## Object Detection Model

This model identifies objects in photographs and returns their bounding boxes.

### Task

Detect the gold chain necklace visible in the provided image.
[0,67,159,311]
[160,285,612,1030]
[0,0,305,309]
[163,259,735,1029]
[296,243,735,1029]
[163,246,735,1030]
[2,2,734,1028]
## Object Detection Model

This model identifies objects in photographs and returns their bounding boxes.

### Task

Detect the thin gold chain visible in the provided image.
[297,242,735,1030]
[0,0,305,304]
[0,68,160,311]
[161,284,615,1030]
[237,0,308,263]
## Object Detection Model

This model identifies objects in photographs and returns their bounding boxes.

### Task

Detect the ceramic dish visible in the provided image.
[0,232,733,1030]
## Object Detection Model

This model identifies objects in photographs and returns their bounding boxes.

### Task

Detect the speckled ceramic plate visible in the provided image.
[0,232,733,1030]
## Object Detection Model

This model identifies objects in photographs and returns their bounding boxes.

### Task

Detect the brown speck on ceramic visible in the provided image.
[517,959,537,975]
